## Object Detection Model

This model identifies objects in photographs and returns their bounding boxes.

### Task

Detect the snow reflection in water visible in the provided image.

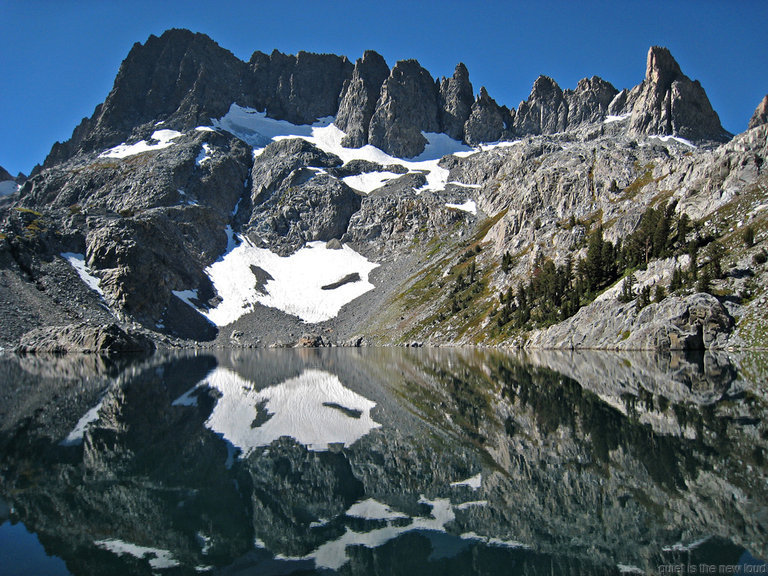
[176,368,381,456]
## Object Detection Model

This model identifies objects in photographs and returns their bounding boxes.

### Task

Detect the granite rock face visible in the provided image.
[749,94,768,129]
[618,46,730,142]
[526,293,734,350]
[43,31,352,170]
[335,50,390,148]
[247,139,360,255]
[464,87,513,145]
[514,76,569,135]
[368,60,442,157]
[45,29,249,168]
[249,49,353,125]
[439,63,475,141]
[564,76,618,126]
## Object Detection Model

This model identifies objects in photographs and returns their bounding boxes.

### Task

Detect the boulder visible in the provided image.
[297,333,324,347]
[16,323,155,355]
[248,139,360,254]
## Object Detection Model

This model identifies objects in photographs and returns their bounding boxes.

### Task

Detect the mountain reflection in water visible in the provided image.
[0,348,766,575]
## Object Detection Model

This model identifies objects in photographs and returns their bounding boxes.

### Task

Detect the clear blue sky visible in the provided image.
[1,0,767,176]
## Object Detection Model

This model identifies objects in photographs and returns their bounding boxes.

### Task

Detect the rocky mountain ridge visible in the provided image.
[38,30,729,171]
[1,29,766,352]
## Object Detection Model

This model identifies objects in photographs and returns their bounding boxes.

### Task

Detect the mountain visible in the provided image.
[1,29,766,352]
[0,166,23,198]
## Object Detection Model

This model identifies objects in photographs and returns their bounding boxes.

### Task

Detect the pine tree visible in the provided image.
[705,240,725,279]
[743,225,755,248]
[687,241,699,281]
[696,264,712,294]
[670,266,684,292]
[637,285,652,309]
[618,273,636,303]
[501,251,512,274]
[676,213,690,247]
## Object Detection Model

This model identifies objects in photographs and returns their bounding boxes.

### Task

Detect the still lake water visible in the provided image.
[0,347,766,575]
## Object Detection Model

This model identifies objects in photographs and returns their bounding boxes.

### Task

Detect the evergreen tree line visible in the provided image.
[492,200,727,331]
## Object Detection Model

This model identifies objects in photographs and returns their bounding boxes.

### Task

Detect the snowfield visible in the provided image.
[175,367,381,456]
[99,129,183,158]
[174,237,378,325]
[95,539,179,570]
[446,199,477,215]
[211,104,473,193]
[195,143,213,166]
[341,171,403,194]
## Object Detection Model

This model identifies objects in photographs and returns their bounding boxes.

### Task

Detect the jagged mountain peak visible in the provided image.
[360,49,387,66]
[749,94,768,129]
[618,45,730,142]
[335,50,390,148]
[530,75,563,96]
[39,31,736,171]
[645,45,683,87]
[438,62,474,141]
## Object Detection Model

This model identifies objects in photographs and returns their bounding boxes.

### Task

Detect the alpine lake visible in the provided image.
[1,347,766,575]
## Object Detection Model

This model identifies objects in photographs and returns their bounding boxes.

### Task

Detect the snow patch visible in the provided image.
[452,141,521,158]
[299,496,455,571]
[176,236,378,325]
[212,105,471,193]
[188,367,380,456]
[445,200,477,215]
[460,532,530,549]
[456,500,488,510]
[196,143,214,166]
[604,113,631,124]
[651,134,696,148]
[618,564,645,574]
[346,499,408,521]
[451,473,482,490]
[211,104,323,149]
[60,397,105,446]
[448,181,481,189]
[95,539,180,570]
[99,129,183,159]
[662,536,711,552]
[61,252,105,297]
[172,386,200,407]
[341,171,402,194]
